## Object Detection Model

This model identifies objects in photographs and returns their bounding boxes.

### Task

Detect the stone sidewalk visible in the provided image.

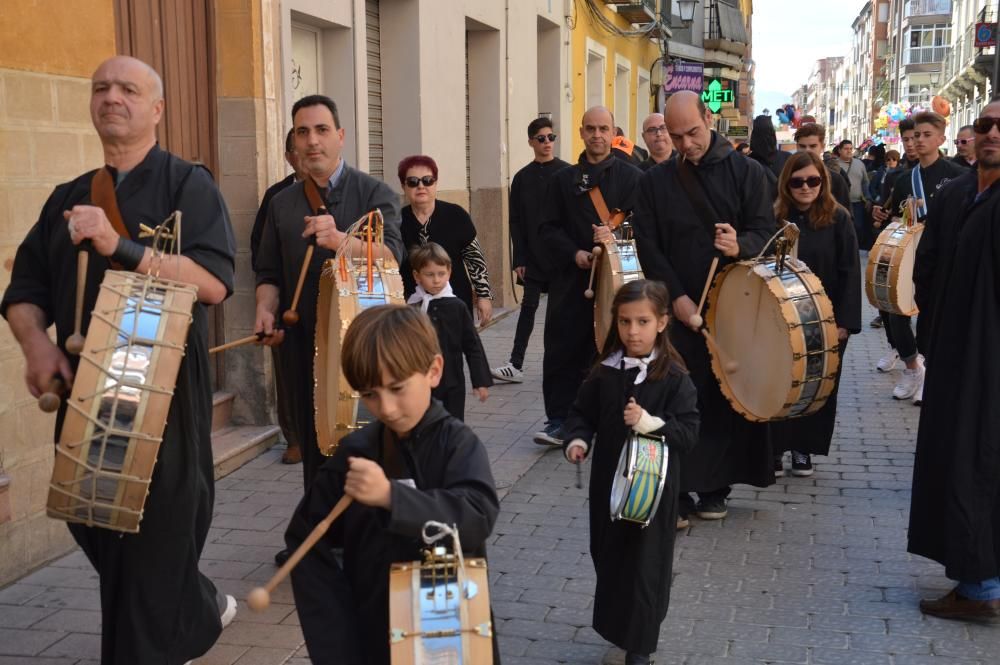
[2,296,998,664]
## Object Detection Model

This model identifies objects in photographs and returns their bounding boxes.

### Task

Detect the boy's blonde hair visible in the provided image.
[341,305,441,390]
[408,242,452,272]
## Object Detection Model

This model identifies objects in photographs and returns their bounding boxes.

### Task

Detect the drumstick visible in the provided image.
[66,247,89,355]
[575,458,583,489]
[247,495,353,612]
[701,328,740,374]
[584,245,603,299]
[688,255,720,330]
[208,330,278,355]
[38,376,66,413]
[283,208,326,326]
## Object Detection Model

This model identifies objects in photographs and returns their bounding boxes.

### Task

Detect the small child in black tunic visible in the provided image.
[406,242,492,420]
[284,305,500,665]
[564,280,700,665]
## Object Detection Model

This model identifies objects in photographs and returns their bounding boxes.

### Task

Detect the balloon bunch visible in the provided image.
[775,103,802,128]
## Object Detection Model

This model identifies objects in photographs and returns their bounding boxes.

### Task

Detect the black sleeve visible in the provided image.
[834,211,863,333]
[176,166,237,297]
[386,424,499,549]
[368,180,405,265]
[561,373,601,454]
[509,173,526,267]
[254,198,283,288]
[914,189,945,314]
[648,371,700,456]
[632,169,688,299]
[458,305,492,388]
[736,159,778,259]
[831,170,851,209]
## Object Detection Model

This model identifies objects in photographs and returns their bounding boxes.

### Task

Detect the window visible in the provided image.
[903,23,951,64]
[905,0,952,17]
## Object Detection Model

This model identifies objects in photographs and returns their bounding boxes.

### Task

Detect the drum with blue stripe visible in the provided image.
[609,432,669,527]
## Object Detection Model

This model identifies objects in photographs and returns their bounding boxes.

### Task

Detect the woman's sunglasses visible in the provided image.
[404,175,437,188]
[788,176,822,190]
[973,117,1000,134]
[533,134,558,143]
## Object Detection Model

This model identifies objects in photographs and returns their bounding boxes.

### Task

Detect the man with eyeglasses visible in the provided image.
[254,94,403,566]
[491,117,569,385]
[951,124,977,169]
[909,98,1000,621]
[638,113,676,171]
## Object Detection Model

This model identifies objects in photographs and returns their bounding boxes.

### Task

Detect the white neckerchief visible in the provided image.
[602,349,658,385]
[407,283,455,312]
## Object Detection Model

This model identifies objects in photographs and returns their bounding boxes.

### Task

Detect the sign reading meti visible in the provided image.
[702,79,734,114]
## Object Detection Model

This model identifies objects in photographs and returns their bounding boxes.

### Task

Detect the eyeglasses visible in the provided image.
[788,176,822,190]
[533,133,558,143]
[644,125,668,135]
[973,117,1000,134]
[954,138,975,146]
[404,175,437,188]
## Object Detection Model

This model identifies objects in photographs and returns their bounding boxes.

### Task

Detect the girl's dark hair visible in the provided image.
[595,279,687,380]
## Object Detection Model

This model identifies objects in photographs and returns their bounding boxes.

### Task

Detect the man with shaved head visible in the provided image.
[632,90,775,522]
[533,105,641,445]
[1,56,237,663]
[638,112,675,170]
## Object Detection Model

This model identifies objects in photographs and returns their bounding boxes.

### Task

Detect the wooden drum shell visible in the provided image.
[594,239,644,350]
[865,221,923,316]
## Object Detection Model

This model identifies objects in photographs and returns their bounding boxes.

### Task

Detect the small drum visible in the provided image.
[47,270,197,533]
[388,529,493,664]
[705,257,840,421]
[594,239,644,349]
[315,253,404,456]
[866,220,923,316]
[610,432,668,527]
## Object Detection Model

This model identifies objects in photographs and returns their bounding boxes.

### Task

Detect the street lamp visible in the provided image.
[677,0,698,24]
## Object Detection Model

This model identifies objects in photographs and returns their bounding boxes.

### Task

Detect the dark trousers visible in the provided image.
[434,383,466,422]
[851,202,869,249]
[509,277,544,369]
[542,269,596,422]
[883,312,918,362]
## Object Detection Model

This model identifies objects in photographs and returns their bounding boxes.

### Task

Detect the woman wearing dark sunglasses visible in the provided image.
[770,151,861,479]
[398,154,493,324]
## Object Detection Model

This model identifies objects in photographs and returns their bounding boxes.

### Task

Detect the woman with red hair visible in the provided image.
[398,155,493,324]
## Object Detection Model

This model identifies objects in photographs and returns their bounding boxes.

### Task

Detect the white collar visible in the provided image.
[602,349,658,385]
[407,283,455,312]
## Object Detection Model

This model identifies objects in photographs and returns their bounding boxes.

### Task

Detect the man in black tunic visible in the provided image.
[631,90,774,520]
[254,95,403,563]
[491,117,569,384]
[909,99,1000,619]
[534,106,641,445]
[1,56,236,664]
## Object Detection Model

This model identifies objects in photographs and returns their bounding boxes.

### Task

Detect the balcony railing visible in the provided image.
[942,4,998,84]
[603,0,657,25]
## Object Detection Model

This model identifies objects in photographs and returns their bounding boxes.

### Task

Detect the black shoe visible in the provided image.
[773,455,785,477]
[695,497,727,520]
[791,451,814,477]
[625,652,653,665]
[870,314,883,328]
[274,548,290,567]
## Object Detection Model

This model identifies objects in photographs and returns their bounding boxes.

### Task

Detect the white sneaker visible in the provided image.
[220,593,237,628]
[893,366,924,400]
[912,381,923,406]
[491,362,524,383]
[877,349,899,372]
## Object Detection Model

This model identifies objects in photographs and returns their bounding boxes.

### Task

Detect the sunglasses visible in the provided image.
[788,176,822,190]
[973,117,1000,134]
[404,175,437,188]
[533,133,558,143]
[954,138,975,146]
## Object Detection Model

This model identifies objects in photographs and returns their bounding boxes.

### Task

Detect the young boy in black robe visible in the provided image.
[564,280,700,665]
[285,305,500,664]
[406,242,491,420]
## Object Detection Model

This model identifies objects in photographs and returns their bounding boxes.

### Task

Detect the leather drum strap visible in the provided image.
[90,167,132,269]
[303,177,327,215]
[588,186,626,231]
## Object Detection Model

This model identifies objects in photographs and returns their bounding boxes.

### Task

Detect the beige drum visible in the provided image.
[47,270,197,533]
[866,220,923,316]
[594,239,644,350]
[705,257,840,421]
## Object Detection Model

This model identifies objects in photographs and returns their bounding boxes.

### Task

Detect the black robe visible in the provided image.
[250,173,295,271]
[770,207,861,456]
[538,155,641,421]
[631,132,775,492]
[562,362,699,654]
[285,401,500,665]
[908,178,1000,581]
[0,146,236,665]
[509,158,570,284]
[255,166,403,487]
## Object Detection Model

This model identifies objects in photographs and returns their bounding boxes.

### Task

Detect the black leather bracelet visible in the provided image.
[111,237,147,270]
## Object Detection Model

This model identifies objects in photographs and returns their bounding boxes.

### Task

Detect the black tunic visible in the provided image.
[770,207,861,456]
[908,178,1000,581]
[563,362,699,654]
[537,155,642,420]
[416,297,493,421]
[255,166,403,487]
[509,158,570,283]
[882,157,967,219]
[250,173,295,271]
[631,132,775,492]
[0,146,236,665]
[285,401,500,665]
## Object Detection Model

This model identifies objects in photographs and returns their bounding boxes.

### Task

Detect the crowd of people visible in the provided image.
[2,54,1000,665]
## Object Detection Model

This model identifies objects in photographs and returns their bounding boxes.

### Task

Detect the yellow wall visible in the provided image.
[0,0,116,77]
[569,0,661,156]
[217,0,265,98]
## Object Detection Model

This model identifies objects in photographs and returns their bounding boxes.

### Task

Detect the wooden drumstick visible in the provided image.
[284,208,327,326]
[247,495,353,612]
[700,328,740,374]
[38,376,66,413]
[209,330,278,355]
[688,255,720,330]
[584,245,603,299]
[66,248,89,355]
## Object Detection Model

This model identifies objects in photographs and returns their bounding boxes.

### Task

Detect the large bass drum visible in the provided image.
[865,220,923,316]
[593,238,644,350]
[705,257,840,421]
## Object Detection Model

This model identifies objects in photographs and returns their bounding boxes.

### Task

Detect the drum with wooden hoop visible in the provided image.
[593,239,644,349]
[705,257,840,421]
[47,270,197,533]
[314,213,405,456]
[609,432,668,527]
[865,220,923,316]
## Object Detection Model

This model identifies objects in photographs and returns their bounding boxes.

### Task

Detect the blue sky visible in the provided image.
[753,1,864,119]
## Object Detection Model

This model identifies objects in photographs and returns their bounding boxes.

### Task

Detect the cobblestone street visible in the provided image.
[1,293,997,664]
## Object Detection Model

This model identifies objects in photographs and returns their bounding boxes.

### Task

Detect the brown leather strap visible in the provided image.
[90,167,131,241]
[303,177,327,215]
[587,186,626,231]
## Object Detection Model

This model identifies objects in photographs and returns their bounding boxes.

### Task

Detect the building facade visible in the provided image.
[885,0,953,115]
[939,0,997,143]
